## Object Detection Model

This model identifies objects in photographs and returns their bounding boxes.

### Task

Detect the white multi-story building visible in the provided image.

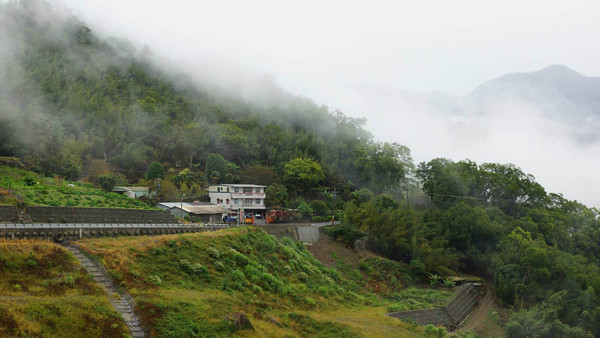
[208,184,267,215]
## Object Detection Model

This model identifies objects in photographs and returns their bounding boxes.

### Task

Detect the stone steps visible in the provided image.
[66,245,145,337]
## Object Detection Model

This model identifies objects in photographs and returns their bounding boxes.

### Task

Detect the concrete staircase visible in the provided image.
[66,245,145,338]
[387,283,481,329]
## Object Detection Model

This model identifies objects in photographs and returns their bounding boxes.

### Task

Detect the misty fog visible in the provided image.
[12,0,600,207]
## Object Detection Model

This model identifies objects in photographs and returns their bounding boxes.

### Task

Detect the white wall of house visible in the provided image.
[208,184,266,210]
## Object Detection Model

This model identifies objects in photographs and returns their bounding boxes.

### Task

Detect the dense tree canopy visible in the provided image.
[1,3,599,336]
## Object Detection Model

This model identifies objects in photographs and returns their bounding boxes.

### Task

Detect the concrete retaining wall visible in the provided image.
[387,283,481,329]
[0,223,230,243]
[0,206,19,223]
[25,206,177,224]
[387,308,452,326]
[446,283,480,325]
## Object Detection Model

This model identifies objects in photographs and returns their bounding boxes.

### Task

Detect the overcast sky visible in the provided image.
[61,0,600,206]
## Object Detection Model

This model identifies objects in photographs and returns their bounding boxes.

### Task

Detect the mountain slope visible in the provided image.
[467,65,600,120]
[0,0,412,194]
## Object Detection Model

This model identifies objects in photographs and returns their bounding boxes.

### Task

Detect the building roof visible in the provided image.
[182,205,231,214]
[158,202,230,215]
[211,184,267,188]
[113,186,149,192]
[158,202,193,209]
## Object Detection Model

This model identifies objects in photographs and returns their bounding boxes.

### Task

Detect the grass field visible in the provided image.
[76,227,450,337]
[0,165,152,209]
[0,240,129,337]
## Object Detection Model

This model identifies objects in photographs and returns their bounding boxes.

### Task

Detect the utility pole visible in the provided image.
[156,177,161,203]
[180,194,185,224]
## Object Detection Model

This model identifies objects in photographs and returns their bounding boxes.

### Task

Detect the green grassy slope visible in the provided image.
[0,165,152,209]
[0,240,129,337]
[76,228,449,337]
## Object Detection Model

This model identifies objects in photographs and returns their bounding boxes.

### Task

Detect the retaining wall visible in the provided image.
[0,223,230,243]
[387,308,452,326]
[26,206,177,224]
[0,206,19,223]
[446,283,480,325]
[387,283,481,329]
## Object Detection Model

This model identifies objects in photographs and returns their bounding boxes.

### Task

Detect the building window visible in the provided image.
[255,199,260,204]
[243,187,252,193]
[233,199,239,204]
[234,188,240,193]
[226,199,230,204]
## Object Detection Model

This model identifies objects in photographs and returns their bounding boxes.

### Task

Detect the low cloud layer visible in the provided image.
[333,83,600,207]
[13,0,600,207]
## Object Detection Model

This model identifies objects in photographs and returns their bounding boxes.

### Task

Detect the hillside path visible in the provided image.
[66,245,145,338]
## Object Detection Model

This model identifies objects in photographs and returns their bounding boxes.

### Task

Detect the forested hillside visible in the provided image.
[338,159,600,336]
[0,1,411,198]
[2,2,600,337]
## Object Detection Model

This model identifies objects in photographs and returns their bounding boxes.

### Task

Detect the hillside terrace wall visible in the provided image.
[387,283,481,329]
[0,206,19,223]
[25,206,177,224]
[0,223,230,243]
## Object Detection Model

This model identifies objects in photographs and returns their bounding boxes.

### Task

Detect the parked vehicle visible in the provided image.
[254,214,263,219]
[266,209,293,224]
[244,215,255,224]
[222,215,238,222]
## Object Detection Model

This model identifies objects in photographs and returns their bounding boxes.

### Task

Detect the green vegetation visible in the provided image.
[0,240,128,337]
[1,2,599,336]
[76,228,438,337]
[339,159,600,336]
[0,165,152,209]
[0,1,412,201]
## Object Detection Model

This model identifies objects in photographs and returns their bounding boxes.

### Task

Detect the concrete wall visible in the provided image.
[0,223,230,243]
[387,283,481,329]
[26,206,177,224]
[0,206,18,223]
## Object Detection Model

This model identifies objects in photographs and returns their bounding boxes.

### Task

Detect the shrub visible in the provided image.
[443,278,456,288]
[179,260,210,278]
[229,249,251,267]
[297,272,308,283]
[327,268,342,281]
[257,236,278,253]
[281,247,296,259]
[229,269,246,284]
[64,275,75,286]
[259,272,283,293]
[297,201,313,218]
[244,265,260,283]
[207,247,221,259]
[280,237,295,247]
[146,275,162,286]
[303,297,316,308]
[22,177,36,186]
[309,200,329,216]
[214,261,226,272]
[424,324,447,338]
[429,274,441,286]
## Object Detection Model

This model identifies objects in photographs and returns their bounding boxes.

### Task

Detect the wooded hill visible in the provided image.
[1,2,600,337]
[0,1,411,198]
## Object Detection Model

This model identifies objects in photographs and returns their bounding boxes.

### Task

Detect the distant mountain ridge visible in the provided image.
[356,65,600,143]
[467,65,600,117]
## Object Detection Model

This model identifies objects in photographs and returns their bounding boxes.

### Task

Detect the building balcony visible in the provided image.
[231,193,265,198]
